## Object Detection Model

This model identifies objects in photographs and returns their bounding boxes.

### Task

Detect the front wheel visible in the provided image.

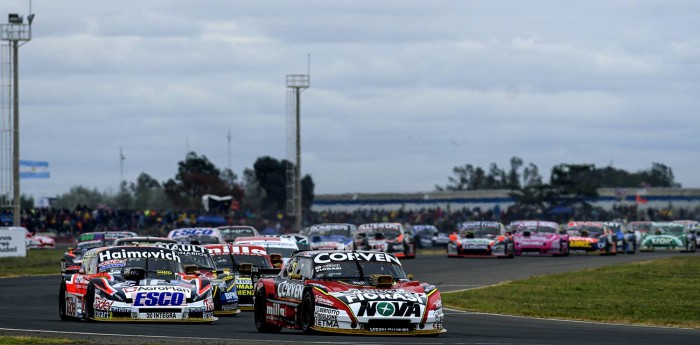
[58,280,71,321]
[254,288,281,333]
[84,282,95,321]
[300,290,316,334]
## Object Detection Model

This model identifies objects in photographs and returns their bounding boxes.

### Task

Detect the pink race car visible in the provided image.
[510,220,569,256]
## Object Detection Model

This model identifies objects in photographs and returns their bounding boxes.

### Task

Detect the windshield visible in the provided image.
[265,247,297,258]
[176,252,216,270]
[460,225,501,238]
[513,223,557,234]
[359,228,400,240]
[77,240,105,252]
[309,228,352,237]
[313,261,407,280]
[99,257,183,281]
[233,254,272,268]
[566,224,603,236]
[175,235,220,245]
[651,223,685,235]
[221,228,256,242]
[629,222,653,233]
[210,254,235,269]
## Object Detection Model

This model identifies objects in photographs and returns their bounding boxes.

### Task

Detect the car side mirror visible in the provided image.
[407,273,414,281]
[67,247,74,252]
[183,264,198,275]
[289,273,302,280]
[269,253,283,268]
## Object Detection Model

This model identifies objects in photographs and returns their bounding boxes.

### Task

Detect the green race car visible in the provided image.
[639,222,697,252]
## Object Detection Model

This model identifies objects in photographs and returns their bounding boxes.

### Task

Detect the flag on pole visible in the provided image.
[19,160,50,179]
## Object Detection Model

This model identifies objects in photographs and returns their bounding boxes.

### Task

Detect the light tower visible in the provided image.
[285,73,309,232]
[1,12,34,226]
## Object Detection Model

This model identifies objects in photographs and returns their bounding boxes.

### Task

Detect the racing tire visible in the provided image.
[254,288,281,333]
[58,280,71,321]
[300,289,316,334]
[84,282,95,321]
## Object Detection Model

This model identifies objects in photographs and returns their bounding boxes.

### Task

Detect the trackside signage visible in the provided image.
[0,228,27,257]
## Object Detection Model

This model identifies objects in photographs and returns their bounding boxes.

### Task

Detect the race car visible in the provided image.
[447,221,514,258]
[0,226,55,249]
[204,244,280,311]
[639,222,697,252]
[306,223,357,251]
[355,223,415,259]
[253,250,445,336]
[672,220,700,247]
[234,236,300,266]
[59,245,216,322]
[217,225,260,243]
[510,220,569,256]
[61,231,138,274]
[563,221,603,254]
[600,221,636,254]
[167,227,226,245]
[411,225,450,248]
[155,243,240,315]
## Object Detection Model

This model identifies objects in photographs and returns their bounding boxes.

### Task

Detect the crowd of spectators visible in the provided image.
[3,201,699,240]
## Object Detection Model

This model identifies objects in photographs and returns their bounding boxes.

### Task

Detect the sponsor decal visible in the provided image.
[98,249,180,262]
[314,306,339,328]
[359,223,402,231]
[369,327,409,332]
[111,307,131,313]
[203,311,214,319]
[143,312,177,319]
[313,252,401,265]
[128,286,190,293]
[236,281,254,296]
[94,297,113,311]
[221,304,238,311]
[465,243,489,249]
[461,221,501,229]
[66,297,76,316]
[315,295,335,307]
[570,239,594,248]
[170,228,214,237]
[224,292,238,300]
[133,291,185,306]
[337,289,424,304]
[231,246,267,255]
[277,281,304,300]
[98,259,127,272]
[94,310,111,319]
[204,299,215,311]
[266,302,286,316]
[310,224,352,231]
[357,301,421,317]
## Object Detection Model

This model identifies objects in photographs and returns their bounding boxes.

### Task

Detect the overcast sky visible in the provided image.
[1,0,698,199]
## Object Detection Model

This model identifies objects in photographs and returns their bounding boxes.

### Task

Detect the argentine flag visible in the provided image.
[19,160,50,179]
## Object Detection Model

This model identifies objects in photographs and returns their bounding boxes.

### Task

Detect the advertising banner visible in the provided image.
[0,228,28,257]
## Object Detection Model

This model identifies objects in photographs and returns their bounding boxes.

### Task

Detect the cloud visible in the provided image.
[1,0,698,198]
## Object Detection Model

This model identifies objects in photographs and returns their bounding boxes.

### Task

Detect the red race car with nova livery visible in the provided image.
[253,250,445,336]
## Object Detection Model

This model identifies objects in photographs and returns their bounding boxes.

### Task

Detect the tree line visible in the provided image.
[21,154,678,215]
[436,156,678,211]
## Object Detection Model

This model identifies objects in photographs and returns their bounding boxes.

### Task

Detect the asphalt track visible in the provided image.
[1,252,698,344]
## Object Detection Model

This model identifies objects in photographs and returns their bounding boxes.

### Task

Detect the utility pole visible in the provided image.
[1,12,34,226]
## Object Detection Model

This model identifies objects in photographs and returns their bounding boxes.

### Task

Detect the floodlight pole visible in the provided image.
[286,74,309,232]
[1,13,33,226]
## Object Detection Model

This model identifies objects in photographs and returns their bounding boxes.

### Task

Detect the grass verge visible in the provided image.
[0,249,63,277]
[0,336,85,344]
[442,255,700,328]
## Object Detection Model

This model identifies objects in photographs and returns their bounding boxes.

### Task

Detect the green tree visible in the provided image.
[164,152,239,209]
